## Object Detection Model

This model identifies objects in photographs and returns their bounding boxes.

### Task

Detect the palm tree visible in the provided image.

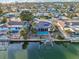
[20,11,33,30]
[20,28,29,49]
[20,28,28,40]
[1,17,7,23]
[20,11,34,36]
[7,30,12,38]
[0,7,3,15]
[31,28,37,34]
[31,22,37,34]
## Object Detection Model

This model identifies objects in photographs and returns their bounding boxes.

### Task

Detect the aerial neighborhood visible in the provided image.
[0,0,79,59]
[0,2,79,41]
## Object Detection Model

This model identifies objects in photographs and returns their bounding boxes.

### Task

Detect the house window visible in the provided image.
[45,28,48,31]
[38,28,48,31]
[41,28,44,31]
[38,29,40,31]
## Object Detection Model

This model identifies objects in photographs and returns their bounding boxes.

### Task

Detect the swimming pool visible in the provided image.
[37,31,48,35]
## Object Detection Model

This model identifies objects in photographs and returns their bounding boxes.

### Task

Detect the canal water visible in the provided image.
[0,42,79,59]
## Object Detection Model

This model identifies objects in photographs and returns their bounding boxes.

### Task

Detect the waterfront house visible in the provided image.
[0,24,8,35]
[7,18,23,39]
[33,18,52,39]
[64,20,79,31]
[62,19,79,38]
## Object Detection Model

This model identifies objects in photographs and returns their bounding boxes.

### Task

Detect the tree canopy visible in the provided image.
[0,7,3,15]
[20,11,34,21]
[1,17,7,23]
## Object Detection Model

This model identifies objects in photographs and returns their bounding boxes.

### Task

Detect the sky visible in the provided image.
[0,0,79,3]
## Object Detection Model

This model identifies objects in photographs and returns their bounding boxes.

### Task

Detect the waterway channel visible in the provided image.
[0,42,79,59]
